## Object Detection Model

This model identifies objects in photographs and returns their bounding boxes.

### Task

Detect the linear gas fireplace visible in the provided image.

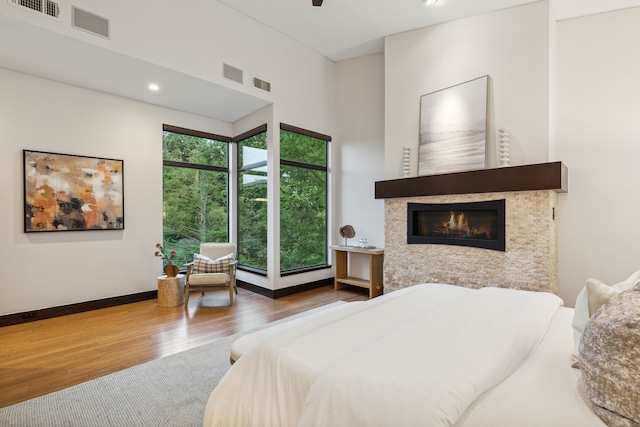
[407,199,505,251]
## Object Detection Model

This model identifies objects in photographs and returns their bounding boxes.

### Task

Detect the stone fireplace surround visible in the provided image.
[375,162,567,295]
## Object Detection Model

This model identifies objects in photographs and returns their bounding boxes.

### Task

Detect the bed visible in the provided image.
[203,283,609,427]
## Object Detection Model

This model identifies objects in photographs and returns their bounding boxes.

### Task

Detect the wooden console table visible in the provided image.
[330,246,384,298]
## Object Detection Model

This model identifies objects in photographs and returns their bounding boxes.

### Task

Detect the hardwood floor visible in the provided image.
[0,285,368,408]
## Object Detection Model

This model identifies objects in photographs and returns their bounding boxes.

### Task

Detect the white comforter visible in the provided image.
[203,283,562,427]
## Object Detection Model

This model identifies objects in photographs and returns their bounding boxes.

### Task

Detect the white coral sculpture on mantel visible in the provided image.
[498,128,510,167]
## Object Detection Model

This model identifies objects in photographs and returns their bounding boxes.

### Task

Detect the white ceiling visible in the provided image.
[2,0,639,122]
[218,0,640,62]
[0,14,271,123]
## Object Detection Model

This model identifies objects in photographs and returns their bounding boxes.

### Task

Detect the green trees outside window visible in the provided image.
[237,130,268,272]
[162,128,229,267]
[163,124,328,277]
[279,128,328,273]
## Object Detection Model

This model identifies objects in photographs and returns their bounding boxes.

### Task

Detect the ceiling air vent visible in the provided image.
[223,64,243,84]
[72,7,110,39]
[253,77,271,93]
[9,0,60,19]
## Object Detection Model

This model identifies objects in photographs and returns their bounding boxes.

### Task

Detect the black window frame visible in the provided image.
[235,124,269,276]
[279,123,331,276]
[161,124,232,268]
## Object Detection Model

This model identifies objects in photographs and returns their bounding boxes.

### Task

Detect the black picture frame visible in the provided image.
[23,150,124,232]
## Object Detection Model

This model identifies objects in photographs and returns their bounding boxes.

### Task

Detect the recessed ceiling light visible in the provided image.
[148,83,160,91]
[423,0,438,5]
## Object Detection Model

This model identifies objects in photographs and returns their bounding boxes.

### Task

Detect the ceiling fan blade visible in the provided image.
[312,0,323,6]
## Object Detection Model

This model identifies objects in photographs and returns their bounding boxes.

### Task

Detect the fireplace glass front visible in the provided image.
[407,199,505,251]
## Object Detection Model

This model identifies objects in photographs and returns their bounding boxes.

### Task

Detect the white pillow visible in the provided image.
[571,269,640,367]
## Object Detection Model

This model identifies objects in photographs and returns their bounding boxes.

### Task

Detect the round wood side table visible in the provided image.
[157,274,185,307]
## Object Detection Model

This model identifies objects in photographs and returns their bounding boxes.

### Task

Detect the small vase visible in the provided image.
[163,262,179,278]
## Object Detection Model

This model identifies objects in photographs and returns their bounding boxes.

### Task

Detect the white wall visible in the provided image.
[335,54,386,279]
[0,68,231,315]
[0,0,334,129]
[6,0,637,313]
[384,1,552,180]
[556,7,640,305]
[0,0,338,314]
[381,1,640,306]
[382,2,559,298]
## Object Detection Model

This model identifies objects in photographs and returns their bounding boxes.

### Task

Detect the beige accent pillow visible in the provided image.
[571,270,640,367]
[579,286,640,426]
[586,278,622,317]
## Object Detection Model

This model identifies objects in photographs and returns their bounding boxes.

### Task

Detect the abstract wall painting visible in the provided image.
[418,76,488,176]
[23,150,124,232]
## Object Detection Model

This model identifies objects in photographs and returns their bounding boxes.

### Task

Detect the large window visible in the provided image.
[162,125,230,266]
[279,124,329,274]
[237,126,268,273]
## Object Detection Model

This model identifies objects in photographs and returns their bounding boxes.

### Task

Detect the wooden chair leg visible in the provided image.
[228,283,234,306]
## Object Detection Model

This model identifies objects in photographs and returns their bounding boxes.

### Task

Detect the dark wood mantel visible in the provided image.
[375,161,567,199]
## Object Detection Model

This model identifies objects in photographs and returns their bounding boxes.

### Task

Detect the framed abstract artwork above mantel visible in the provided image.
[418,75,489,176]
[23,150,124,232]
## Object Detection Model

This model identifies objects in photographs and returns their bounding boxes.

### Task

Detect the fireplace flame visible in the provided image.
[445,211,470,234]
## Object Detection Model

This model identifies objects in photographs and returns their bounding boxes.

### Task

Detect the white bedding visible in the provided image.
[203,283,565,427]
[456,307,606,427]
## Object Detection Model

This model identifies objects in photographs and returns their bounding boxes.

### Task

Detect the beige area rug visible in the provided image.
[0,301,346,427]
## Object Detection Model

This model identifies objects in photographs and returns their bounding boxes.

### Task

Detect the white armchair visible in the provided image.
[184,242,237,306]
